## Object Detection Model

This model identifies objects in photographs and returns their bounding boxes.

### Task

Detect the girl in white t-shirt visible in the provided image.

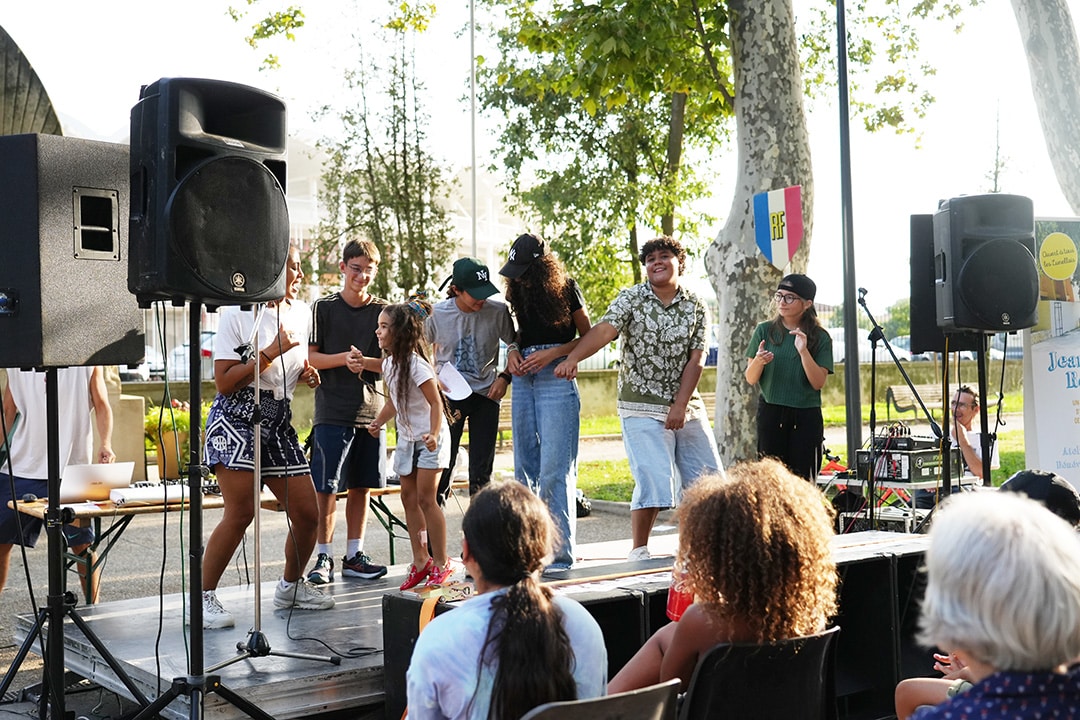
[368,298,454,590]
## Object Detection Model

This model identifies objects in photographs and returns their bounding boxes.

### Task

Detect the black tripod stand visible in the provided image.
[857,288,944,529]
[0,368,151,718]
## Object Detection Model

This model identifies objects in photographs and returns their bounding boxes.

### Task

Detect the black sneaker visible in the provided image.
[342,552,388,579]
[307,552,334,585]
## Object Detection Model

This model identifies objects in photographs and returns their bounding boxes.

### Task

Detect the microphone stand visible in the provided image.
[856,290,943,529]
[207,303,336,672]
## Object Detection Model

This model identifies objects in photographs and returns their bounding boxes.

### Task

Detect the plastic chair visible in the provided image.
[678,626,840,720]
[520,678,680,720]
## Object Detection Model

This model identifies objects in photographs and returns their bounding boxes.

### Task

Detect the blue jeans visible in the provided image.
[512,346,580,568]
[621,414,723,511]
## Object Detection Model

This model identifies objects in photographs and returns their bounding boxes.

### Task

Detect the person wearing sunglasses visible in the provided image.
[744,273,833,482]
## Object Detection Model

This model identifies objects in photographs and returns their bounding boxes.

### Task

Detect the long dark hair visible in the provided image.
[767,303,825,355]
[504,254,572,333]
[463,483,577,719]
[380,300,433,422]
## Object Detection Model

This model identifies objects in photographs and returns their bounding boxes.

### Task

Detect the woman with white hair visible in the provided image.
[911,491,1080,719]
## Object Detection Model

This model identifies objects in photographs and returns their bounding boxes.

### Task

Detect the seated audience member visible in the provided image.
[406,481,606,719]
[909,491,1080,720]
[608,458,838,693]
[895,469,1080,719]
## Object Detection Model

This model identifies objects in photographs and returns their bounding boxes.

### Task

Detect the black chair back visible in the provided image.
[678,626,840,720]
[521,678,680,720]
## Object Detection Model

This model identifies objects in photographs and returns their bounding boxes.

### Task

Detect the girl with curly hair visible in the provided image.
[406,481,607,719]
[608,458,838,692]
[499,234,591,569]
[367,298,455,590]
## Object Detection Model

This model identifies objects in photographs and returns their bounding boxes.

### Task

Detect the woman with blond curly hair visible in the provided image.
[608,458,838,692]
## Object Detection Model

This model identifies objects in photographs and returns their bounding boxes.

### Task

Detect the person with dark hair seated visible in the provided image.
[908,491,1080,719]
[608,458,838,693]
[406,481,606,719]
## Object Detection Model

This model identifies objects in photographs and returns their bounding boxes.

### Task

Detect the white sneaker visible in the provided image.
[274,579,335,610]
[628,546,651,561]
[202,590,235,629]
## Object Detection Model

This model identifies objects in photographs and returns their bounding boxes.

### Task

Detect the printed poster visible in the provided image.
[1025,218,1080,489]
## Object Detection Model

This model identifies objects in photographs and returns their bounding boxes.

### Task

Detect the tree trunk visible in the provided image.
[1011,0,1080,212]
[705,0,814,466]
[662,91,688,236]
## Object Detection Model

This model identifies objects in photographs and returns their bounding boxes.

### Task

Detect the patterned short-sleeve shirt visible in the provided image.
[600,282,710,417]
[910,667,1080,719]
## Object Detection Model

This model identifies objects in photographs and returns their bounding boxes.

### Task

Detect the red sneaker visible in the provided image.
[424,559,462,588]
[399,558,435,591]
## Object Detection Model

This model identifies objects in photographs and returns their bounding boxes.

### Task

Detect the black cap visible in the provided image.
[450,258,499,299]
[499,234,546,279]
[777,273,816,301]
[1001,469,1080,527]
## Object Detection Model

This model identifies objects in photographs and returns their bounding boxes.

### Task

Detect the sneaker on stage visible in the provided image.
[424,558,463,588]
[342,551,388,580]
[627,545,651,561]
[399,557,435,591]
[274,579,336,610]
[307,553,335,585]
[202,590,235,629]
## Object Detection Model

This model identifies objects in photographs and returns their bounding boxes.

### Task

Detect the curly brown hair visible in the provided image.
[503,254,573,334]
[678,458,838,643]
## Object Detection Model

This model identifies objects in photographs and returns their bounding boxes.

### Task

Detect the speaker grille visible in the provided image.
[958,238,1040,329]
[168,156,289,299]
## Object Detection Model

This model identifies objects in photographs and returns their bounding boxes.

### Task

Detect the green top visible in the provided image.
[745,320,833,409]
[601,282,710,417]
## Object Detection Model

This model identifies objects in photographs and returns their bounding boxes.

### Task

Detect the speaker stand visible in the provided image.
[0,368,152,715]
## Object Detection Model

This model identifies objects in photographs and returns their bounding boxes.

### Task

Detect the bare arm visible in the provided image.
[666,349,706,430]
[745,340,773,385]
[88,367,115,463]
[418,379,442,451]
[954,425,983,479]
[368,394,397,437]
[2,382,18,442]
[215,324,298,396]
[517,307,593,375]
[554,321,618,380]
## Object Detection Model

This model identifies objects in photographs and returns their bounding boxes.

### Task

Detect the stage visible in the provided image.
[7,530,929,720]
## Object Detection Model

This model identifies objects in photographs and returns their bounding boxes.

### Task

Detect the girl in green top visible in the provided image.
[744,273,833,481]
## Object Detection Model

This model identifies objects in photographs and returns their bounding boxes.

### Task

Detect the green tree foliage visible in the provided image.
[312,18,457,299]
[476,0,733,312]
[883,297,911,340]
[227,0,306,70]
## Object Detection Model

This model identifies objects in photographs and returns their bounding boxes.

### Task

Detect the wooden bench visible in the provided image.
[886,384,943,421]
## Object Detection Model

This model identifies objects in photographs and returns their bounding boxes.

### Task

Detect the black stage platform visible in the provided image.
[11,531,929,720]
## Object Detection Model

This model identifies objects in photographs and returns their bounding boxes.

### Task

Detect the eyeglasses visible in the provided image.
[345,263,372,275]
[774,292,802,305]
[950,401,975,410]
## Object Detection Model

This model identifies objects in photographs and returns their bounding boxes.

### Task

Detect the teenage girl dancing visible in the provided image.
[368,298,455,589]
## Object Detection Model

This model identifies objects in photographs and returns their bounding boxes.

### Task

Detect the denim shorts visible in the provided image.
[0,474,94,547]
[621,414,723,510]
[393,425,451,477]
[309,424,386,493]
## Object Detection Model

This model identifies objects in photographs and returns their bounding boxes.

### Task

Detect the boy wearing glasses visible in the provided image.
[305,239,389,585]
[950,385,999,482]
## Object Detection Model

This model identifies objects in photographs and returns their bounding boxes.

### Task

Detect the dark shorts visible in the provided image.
[309,424,386,493]
[204,388,309,477]
[0,474,95,547]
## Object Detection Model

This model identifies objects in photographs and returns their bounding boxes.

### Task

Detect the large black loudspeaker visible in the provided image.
[129,77,290,307]
[0,134,144,368]
[909,215,981,354]
[933,194,1039,332]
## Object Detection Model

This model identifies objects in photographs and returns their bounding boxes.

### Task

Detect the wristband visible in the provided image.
[507,343,520,354]
[260,351,272,365]
[498,371,512,383]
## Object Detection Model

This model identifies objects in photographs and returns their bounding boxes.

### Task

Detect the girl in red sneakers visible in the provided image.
[368,298,455,590]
